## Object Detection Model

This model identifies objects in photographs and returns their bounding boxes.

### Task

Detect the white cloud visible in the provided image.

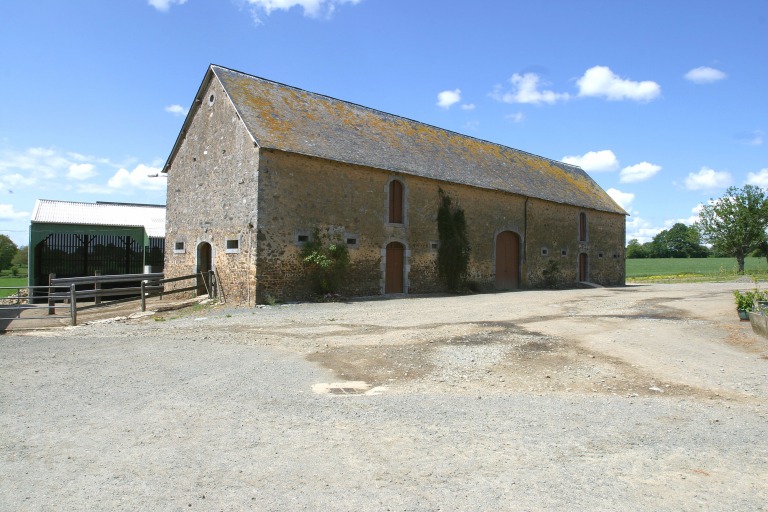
[606,188,634,211]
[576,66,661,102]
[685,204,705,225]
[627,222,663,244]
[0,203,29,221]
[2,145,166,197]
[619,161,661,183]
[506,112,525,123]
[148,0,188,11]
[562,150,619,172]
[165,104,188,116]
[685,66,727,84]
[0,147,68,183]
[107,164,166,192]
[736,130,764,146]
[492,73,570,105]
[746,168,768,188]
[0,173,36,189]
[684,166,732,190]
[246,0,361,19]
[67,163,97,180]
[437,89,461,109]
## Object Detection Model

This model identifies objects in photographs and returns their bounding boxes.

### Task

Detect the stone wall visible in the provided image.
[164,77,259,304]
[253,151,626,303]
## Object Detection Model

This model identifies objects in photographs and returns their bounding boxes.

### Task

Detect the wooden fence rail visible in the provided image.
[1,271,215,329]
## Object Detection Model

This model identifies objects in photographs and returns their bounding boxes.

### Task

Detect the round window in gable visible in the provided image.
[208,93,216,106]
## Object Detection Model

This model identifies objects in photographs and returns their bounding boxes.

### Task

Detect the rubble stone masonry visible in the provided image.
[165,79,625,305]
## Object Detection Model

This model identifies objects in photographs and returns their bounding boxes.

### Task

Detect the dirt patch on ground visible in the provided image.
[306,320,711,400]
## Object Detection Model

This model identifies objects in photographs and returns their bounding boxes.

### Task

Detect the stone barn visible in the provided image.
[162,65,626,304]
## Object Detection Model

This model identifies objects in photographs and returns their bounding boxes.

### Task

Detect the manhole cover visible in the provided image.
[328,387,364,395]
[312,381,384,395]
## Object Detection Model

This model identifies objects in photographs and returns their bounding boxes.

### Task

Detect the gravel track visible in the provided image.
[1,282,767,511]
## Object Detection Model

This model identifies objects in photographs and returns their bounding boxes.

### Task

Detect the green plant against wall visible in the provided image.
[437,189,470,292]
[300,227,350,295]
[542,259,564,289]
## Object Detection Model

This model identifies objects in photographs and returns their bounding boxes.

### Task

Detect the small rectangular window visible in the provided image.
[174,241,186,254]
[598,252,604,259]
[226,238,240,253]
[297,234,309,243]
[429,241,439,251]
[561,249,567,256]
[541,248,549,256]
[344,233,360,249]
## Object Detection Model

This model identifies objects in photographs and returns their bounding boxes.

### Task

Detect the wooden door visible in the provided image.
[495,231,519,290]
[579,253,588,282]
[197,242,212,296]
[385,242,404,293]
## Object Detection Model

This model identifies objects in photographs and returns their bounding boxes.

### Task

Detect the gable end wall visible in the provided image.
[164,77,259,303]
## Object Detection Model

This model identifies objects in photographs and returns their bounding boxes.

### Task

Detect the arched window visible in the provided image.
[389,179,404,224]
[579,212,587,242]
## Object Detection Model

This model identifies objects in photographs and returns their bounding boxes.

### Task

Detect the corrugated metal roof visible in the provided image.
[31,200,166,237]
[166,65,626,215]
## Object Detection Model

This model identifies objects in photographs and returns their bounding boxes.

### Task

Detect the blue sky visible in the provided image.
[1,0,766,247]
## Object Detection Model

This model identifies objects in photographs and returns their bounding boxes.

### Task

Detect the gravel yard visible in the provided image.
[1,282,767,511]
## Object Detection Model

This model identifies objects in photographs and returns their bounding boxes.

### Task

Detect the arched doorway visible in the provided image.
[385,241,405,294]
[495,231,520,290]
[197,242,212,296]
[578,253,588,282]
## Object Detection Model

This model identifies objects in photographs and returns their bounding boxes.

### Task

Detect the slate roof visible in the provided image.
[31,200,166,237]
[165,65,626,215]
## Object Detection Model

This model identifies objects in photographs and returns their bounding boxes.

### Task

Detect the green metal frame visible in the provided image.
[29,222,150,287]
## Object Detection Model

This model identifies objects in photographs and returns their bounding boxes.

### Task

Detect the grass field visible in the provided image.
[0,267,29,298]
[0,277,28,298]
[626,257,768,282]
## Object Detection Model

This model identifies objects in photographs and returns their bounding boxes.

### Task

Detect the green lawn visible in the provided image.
[0,276,28,298]
[0,266,29,298]
[626,257,768,281]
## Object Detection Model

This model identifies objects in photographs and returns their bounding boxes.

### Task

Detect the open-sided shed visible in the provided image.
[29,200,166,289]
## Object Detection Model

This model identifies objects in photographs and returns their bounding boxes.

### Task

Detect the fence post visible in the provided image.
[70,284,77,326]
[141,280,146,312]
[48,273,56,315]
[94,271,102,306]
[209,270,216,299]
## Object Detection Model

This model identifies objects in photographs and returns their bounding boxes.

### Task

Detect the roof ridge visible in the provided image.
[210,64,576,170]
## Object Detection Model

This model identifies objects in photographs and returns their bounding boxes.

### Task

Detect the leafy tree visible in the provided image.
[625,239,650,258]
[11,245,28,267]
[0,235,18,271]
[437,189,470,292]
[649,223,709,258]
[696,185,768,273]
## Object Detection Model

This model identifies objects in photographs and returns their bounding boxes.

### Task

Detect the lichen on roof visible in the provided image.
[210,65,626,215]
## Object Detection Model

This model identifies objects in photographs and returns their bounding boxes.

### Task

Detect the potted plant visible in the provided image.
[755,289,768,311]
[734,289,755,320]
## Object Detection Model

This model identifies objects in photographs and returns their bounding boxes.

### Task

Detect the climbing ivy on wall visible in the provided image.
[300,227,350,296]
[437,189,470,292]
